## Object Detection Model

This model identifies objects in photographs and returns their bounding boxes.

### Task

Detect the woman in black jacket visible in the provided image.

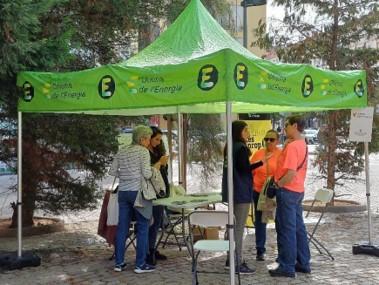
[222,120,264,274]
[146,126,170,265]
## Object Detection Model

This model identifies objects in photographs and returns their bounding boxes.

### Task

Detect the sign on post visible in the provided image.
[245,120,272,155]
[349,107,374,142]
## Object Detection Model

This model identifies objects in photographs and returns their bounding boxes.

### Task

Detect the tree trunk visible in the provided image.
[326,0,339,205]
[326,111,338,205]
[138,25,151,51]
[21,184,36,227]
[10,202,17,228]
[9,184,36,228]
[10,137,39,228]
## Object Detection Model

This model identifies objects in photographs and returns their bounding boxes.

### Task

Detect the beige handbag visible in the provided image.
[150,167,166,198]
[257,153,277,218]
[141,176,157,201]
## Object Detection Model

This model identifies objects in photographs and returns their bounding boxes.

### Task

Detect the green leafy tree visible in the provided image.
[63,0,168,62]
[0,0,158,227]
[254,0,379,197]
[0,0,77,226]
[16,114,120,226]
[0,0,125,227]
[187,115,224,187]
[0,0,233,226]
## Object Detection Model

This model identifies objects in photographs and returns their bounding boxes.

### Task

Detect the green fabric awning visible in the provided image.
[17,0,367,114]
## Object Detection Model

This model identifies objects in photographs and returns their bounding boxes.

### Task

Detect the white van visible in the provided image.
[303,129,319,144]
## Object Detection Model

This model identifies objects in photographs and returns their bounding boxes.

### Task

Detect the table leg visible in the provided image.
[182,209,193,257]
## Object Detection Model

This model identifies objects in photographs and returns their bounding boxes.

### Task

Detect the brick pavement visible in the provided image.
[1,211,379,285]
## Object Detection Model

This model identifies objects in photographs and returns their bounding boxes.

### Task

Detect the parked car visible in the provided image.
[303,129,319,144]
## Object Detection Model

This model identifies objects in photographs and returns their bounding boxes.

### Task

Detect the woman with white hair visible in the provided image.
[110,125,163,274]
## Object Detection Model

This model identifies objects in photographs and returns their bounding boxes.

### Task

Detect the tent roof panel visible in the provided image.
[123,0,256,67]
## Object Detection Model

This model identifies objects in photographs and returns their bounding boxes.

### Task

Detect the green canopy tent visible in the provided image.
[16,0,367,281]
[17,0,366,115]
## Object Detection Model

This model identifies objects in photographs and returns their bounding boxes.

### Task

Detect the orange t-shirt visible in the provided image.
[251,147,282,193]
[274,140,307,193]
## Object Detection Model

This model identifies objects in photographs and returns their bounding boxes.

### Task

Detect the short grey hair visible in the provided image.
[132,125,152,145]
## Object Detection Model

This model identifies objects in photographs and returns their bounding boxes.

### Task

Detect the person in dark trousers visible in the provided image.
[269,115,311,278]
[250,129,282,261]
[222,120,267,274]
[146,126,170,265]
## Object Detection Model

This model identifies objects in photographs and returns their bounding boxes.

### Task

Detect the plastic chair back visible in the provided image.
[307,188,335,260]
[314,188,333,203]
[189,210,228,228]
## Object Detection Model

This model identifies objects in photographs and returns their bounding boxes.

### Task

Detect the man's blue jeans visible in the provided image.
[115,191,150,268]
[252,191,266,256]
[275,188,311,273]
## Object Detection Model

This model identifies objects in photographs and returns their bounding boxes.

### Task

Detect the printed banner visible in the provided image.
[245,120,272,155]
[349,107,374,142]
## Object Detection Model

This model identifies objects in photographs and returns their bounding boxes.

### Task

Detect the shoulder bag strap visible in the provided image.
[110,175,118,193]
[296,145,308,171]
[265,150,271,176]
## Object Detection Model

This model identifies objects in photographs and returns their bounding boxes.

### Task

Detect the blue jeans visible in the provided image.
[252,191,266,256]
[115,191,150,268]
[148,205,164,250]
[275,188,311,273]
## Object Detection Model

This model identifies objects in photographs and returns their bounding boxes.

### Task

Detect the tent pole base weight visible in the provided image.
[0,251,41,270]
[352,243,379,257]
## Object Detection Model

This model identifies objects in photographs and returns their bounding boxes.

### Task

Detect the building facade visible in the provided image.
[226,0,267,57]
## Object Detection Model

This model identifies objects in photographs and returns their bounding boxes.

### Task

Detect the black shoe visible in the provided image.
[238,262,255,275]
[114,262,127,272]
[256,254,265,261]
[295,264,311,274]
[269,268,295,278]
[146,253,156,266]
[155,250,167,260]
[134,263,155,274]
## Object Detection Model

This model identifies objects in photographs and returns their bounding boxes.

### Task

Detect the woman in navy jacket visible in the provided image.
[222,120,264,274]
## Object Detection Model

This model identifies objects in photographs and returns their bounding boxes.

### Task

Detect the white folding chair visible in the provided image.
[188,210,240,285]
[306,188,335,260]
[157,184,191,251]
[158,209,187,251]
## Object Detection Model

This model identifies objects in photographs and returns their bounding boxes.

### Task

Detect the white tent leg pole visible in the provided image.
[167,116,174,184]
[226,102,235,284]
[364,142,372,245]
[177,111,184,186]
[17,111,23,257]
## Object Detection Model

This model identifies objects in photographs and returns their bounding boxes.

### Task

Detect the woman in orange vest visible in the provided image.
[251,129,282,261]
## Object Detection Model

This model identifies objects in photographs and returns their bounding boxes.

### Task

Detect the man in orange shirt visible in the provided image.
[268,115,311,278]
[251,130,281,261]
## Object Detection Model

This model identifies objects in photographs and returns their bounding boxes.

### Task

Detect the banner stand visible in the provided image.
[352,142,379,257]
[350,108,379,257]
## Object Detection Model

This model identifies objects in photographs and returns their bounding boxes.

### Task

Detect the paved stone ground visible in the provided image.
[1,211,379,285]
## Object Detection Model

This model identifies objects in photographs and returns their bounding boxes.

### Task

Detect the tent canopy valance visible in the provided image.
[16,0,367,115]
